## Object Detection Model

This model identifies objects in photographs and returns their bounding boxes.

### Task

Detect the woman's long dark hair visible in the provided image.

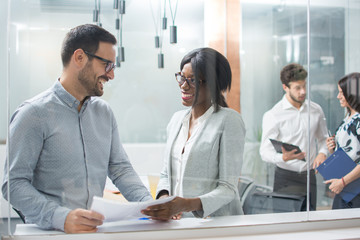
[338,72,360,115]
[180,47,232,112]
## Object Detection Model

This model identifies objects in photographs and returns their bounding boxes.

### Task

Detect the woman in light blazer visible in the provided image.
[142,48,246,220]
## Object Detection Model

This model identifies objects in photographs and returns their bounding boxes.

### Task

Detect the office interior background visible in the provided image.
[1,0,360,238]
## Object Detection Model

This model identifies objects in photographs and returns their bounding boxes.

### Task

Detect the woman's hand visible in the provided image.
[326,136,336,154]
[172,212,183,220]
[141,196,186,220]
[325,178,344,194]
[141,196,201,221]
[155,193,182,220]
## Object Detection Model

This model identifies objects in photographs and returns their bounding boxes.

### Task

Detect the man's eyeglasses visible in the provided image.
[84,51,115,73]
[175,72,196,88]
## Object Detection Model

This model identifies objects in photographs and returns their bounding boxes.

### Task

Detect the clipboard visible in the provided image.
[316,148,360,203]
[269,139,305,161]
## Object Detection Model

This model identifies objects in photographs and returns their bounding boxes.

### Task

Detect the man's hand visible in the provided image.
[282,147,306,162]
[64,208,104,234]
[313,153,327,173]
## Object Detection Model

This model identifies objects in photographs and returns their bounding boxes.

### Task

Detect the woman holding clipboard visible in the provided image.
[326,72,360,209]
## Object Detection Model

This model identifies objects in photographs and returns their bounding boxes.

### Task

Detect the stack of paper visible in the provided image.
[90,196,175,222]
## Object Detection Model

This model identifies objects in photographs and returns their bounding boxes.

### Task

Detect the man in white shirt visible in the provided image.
[259,63,329,210]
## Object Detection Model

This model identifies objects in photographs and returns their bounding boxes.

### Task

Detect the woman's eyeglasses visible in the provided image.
[175,72,196,88]
[84,51,116,73]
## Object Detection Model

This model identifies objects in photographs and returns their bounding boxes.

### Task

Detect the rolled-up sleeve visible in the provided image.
[260,111,284,164]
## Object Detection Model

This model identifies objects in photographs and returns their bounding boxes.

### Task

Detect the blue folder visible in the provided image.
[316,148,360,203]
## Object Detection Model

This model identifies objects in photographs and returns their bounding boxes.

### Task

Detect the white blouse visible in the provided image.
[335,112,360,163]
[171,106,214,196]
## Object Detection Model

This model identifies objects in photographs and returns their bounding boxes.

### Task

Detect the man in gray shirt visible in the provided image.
[2,24,152,233]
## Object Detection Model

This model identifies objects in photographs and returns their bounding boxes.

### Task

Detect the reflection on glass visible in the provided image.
[240,1,356,213]
[259,63,328,212]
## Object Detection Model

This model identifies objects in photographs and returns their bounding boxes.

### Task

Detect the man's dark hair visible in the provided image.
[61,24,117,67]
[280,63,308,87]
[338,72,360,114]
[180,47,232,112]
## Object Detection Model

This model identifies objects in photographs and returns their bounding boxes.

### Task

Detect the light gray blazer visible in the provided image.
[156,107,245,218]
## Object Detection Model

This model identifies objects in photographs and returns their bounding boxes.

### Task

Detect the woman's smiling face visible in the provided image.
[337,84,350,108]
[178,63,210,108]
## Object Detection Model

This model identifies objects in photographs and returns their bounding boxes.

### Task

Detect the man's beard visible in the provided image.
[78,62,103,97]
[290,92,305,105]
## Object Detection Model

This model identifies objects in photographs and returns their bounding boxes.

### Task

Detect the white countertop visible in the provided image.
[4,209,360,240]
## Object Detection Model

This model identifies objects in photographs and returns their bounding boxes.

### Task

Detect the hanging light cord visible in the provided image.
[94,0,101,25]
[163,0,166,18]
[149,0,164,50]
[119,13,123,46]
[98,0,101,24]
[168,0,179,25]
[149,0,160,36]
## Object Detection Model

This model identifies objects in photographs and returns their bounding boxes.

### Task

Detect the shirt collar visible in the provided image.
[182,105,215,125]
[281,94,307,111]
[346,112,360,122]
[53,79,91,109]
[198,105,214,124]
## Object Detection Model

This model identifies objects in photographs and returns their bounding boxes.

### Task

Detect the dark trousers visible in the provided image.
[333,193,360,209]
[274,166,317,211]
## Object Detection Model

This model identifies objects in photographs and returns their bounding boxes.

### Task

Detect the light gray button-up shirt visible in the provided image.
[2,80,152,231]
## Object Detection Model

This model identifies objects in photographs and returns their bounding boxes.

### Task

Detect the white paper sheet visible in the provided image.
[90,196,175,222]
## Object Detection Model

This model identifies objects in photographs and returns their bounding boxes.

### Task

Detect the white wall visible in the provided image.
[0,0,205,143]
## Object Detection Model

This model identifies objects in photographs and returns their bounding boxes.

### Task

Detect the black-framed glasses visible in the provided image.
[84,51,115,73]
[175,72,196,88]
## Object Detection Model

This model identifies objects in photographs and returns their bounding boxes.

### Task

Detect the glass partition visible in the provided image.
[241,0,360,214]
[308,1,345,211]
[241,0,314,213]
[1,0,360,237]
[309,0,360,212]
[0,1,8,144]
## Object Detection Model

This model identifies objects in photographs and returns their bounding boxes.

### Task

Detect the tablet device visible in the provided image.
[269,139,305,161]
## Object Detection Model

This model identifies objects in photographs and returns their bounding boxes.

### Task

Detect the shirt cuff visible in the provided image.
[192,209,204,218]
[52,206,71,231]
[274,153,284,163]
[319,149,330,157]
